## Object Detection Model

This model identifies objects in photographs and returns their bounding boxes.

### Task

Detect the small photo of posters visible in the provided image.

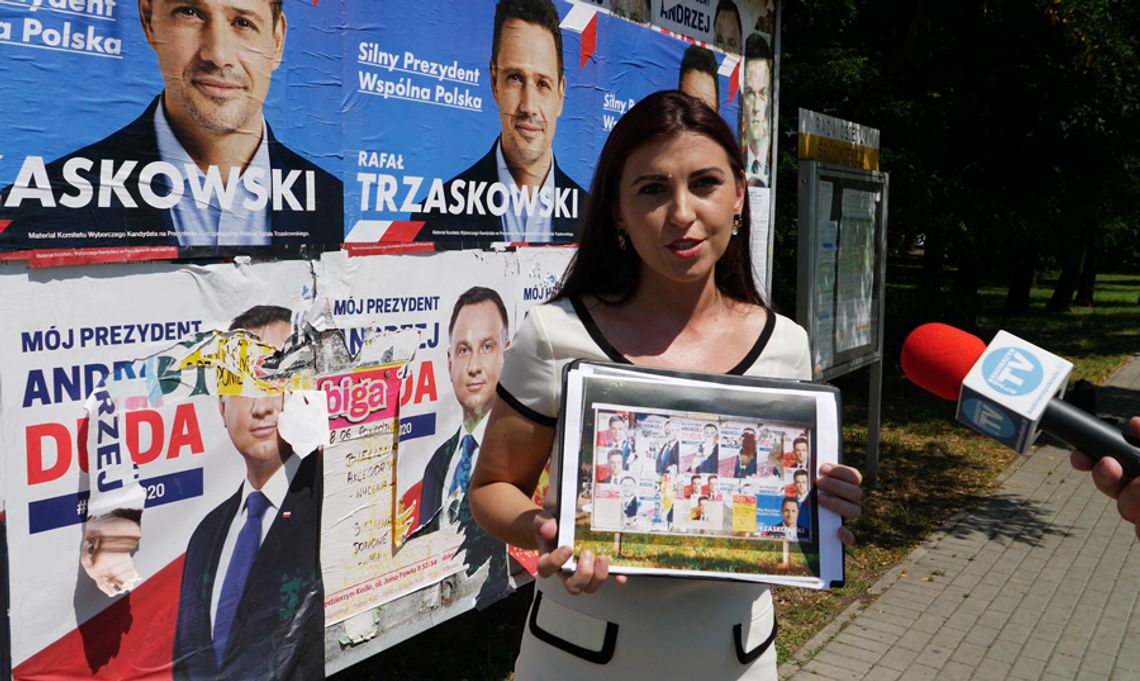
[558,361,844,589]
[587,411,813,543]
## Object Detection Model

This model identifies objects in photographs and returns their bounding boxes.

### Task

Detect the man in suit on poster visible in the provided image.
[742,32,774,187]
[695,422,720,473]
[655,420,680,475]
[794,468,813,535]
[411,0,587,247]
[417,287,511,526]
[172,305,323,681]
[597,413,633,465]
[0,0,342,252]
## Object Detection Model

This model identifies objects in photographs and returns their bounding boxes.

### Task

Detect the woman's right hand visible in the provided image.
[534,511,626,594]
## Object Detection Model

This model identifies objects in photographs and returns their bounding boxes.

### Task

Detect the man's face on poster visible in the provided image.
[609,417,628,444]
[743,58,771,157]
[794,439,808,463]
[795,472,809,497]
[680,70,718,113]
[714,7,741,54]
[490,18,566,176]
[662,420,675,440]
[782,500,799,527]
[219,320,292,467]
[141,0,286,138]
[448,300,508,421]
[608,451,624,477]
[620,476,636,499]
[703,424,718,446]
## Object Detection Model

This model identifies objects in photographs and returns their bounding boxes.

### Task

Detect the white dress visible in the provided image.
[496,297,811,681]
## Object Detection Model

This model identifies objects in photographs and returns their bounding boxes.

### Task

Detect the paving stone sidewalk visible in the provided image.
[782,354,1140,681]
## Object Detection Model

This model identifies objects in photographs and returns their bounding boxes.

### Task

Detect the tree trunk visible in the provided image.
[1004,249,1037,314]
[1046,243,1085,312]
[1074,237,1100,307]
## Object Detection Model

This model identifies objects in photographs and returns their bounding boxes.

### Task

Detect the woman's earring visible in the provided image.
[731,214,743,236]
[617,230,628,251]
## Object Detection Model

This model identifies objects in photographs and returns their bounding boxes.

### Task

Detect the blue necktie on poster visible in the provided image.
[213,491,270,664]
[449,434,478,497]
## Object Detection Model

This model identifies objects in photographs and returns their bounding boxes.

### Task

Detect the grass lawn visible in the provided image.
[333,271,1140,680]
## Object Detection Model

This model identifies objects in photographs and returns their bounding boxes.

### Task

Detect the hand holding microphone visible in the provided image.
[1071,417,1140,540]
[901,323,1140,537]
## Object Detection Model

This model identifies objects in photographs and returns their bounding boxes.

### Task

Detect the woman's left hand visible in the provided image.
[817,463,863,546]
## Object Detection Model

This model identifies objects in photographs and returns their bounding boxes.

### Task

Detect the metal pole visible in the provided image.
[866,358,883,485]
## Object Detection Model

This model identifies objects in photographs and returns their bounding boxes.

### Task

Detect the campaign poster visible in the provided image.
[0,0,344,261]
[320,250,519,607]
[343,1,739,252]
[575,0,776,176]
[0,260,321,679]
[576,0,776,71]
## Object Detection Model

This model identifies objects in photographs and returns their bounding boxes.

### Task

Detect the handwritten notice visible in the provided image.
[320,364,465,625]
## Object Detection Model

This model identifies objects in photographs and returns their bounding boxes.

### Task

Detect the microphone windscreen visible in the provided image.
[900,323,987,401]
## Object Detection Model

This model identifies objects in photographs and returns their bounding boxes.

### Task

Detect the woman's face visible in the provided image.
[616,131,744,290]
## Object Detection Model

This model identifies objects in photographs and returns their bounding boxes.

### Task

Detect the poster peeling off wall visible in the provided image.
[0,260,316,679]
[320,250,519,608]
[82,327,339,680]
[0,0,344,260]
[315,336,472,626]
[0,250,576,680]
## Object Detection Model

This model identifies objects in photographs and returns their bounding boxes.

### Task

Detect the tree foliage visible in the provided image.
[773,0,1140,322]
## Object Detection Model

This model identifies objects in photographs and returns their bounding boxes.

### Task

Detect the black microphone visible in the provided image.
[1041,400,1140,478]
[901,323,1140,479]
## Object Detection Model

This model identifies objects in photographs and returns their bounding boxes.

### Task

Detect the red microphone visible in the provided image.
[901,323,1140,478]
[900,323,986,401]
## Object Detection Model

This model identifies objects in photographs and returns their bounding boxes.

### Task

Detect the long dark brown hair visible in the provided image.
[553,90,762,306]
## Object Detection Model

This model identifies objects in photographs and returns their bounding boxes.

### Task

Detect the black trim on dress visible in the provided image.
[572,296,776,376]
[728,308,776,375]
[733,617,778,664]
[496,383,558,428]
[570,296,630,365]
[528,590,619,665]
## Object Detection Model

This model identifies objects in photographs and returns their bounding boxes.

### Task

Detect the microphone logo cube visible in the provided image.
[960,397,1018,441]
[956,331,1072,453]
[981,347,1045,397]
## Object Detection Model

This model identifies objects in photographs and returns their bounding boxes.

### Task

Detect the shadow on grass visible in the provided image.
[846,429,1074,552]
[831,371,1071,551]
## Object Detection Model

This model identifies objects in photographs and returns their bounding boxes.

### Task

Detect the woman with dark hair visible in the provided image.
[469,90,863,680]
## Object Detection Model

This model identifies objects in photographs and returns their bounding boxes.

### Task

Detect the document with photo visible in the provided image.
[556,361,844,590]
